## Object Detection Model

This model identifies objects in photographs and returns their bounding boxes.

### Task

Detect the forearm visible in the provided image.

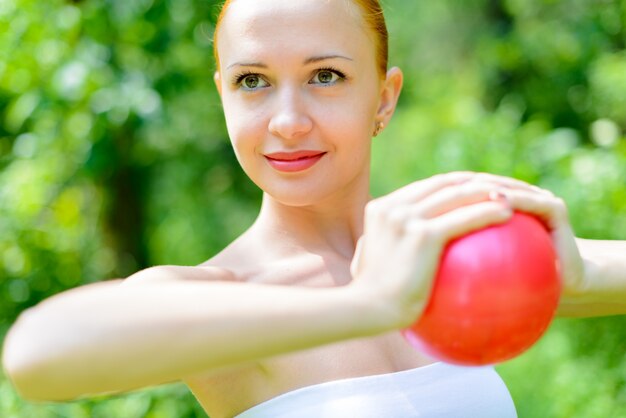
[558,238,626,317]
[2,269,390,402]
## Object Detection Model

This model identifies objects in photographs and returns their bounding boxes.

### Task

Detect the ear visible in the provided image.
[214,71,223,97]
[375,67,403,125]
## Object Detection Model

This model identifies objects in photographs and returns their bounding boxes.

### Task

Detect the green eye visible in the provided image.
[243,75,260,89]
[310,69,345,85]
[318,71,334,83]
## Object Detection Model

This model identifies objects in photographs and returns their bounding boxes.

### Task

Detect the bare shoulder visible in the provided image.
[121,234,258,286]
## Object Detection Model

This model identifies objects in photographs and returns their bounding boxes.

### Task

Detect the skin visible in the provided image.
[2,1,626,417]
[214,0,393,211]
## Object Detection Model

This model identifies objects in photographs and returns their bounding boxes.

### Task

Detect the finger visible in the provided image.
[383,172,475,206]
[468,173,554,196]
[496,189,568,230]
[404,181,511,219]
[384,172,552,209]
[406,201,513,245]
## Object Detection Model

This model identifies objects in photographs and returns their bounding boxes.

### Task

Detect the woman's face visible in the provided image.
[215,0,396,207]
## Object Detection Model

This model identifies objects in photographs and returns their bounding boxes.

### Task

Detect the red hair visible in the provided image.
[213,0,389,77]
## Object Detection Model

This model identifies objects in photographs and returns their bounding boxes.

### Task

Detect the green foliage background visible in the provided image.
[0,0,625,416]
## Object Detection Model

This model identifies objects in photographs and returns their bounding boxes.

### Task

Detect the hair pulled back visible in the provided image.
[213,0,389,77]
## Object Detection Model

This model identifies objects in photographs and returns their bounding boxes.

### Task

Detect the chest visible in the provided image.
[189,252,430,416]
[185,331,434,418]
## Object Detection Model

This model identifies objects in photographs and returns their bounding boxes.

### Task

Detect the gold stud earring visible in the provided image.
[373,121,385,137]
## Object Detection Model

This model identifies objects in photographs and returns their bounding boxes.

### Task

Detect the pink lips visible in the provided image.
[264,150,326,173]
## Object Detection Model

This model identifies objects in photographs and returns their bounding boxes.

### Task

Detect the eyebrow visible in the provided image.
[304,54,353,65]
[226,55,353,70]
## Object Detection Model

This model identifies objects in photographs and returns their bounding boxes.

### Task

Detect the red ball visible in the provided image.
[402,212,561,365]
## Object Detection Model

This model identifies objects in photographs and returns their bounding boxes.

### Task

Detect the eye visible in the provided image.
[310,68,345,85]
[236,73,269,90]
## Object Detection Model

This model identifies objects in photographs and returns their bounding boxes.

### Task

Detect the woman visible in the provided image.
[3,0,626,417]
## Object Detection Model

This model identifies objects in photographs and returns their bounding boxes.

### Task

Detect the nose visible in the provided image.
[268,87,313,140]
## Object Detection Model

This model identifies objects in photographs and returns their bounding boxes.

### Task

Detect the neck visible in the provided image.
[252,172,371,259]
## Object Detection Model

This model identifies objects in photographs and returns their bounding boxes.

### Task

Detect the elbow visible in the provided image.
[2,309,83,402]
[2,365,78,403]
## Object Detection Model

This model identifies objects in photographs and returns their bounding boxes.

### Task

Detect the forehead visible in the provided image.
[217,0,374,68]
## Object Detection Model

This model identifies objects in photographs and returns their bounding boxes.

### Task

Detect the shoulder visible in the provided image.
[122,264,239,286]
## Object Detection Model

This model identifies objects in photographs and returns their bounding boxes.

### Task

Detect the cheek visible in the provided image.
[318,89,379,141]
[220,103,269,183]
[222,98,266,152]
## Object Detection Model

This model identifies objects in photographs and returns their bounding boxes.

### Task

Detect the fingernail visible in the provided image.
[489,190,507,201]
[489,190,512,211]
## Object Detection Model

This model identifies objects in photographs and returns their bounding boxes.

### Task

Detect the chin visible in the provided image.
[251,164,369,208]
[265,187,335,207]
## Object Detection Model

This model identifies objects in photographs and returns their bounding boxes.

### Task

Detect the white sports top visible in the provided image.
[235,362,517,417]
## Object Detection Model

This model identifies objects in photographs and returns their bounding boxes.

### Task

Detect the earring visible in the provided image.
[373,121,385,137]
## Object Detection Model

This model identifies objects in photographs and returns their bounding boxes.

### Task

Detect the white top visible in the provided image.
[235,362,517,417]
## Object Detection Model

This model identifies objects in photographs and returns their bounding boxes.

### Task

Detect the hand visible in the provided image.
[470,173,587,300]
[349,172,515,329]
[350,171,586,329]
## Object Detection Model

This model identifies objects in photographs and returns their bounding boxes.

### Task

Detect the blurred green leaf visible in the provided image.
[1,0,625,417]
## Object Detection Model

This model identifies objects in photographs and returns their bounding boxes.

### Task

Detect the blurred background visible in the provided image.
[0,0,625,416]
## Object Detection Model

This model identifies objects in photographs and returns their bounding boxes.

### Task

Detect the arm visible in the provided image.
[557,239,626,317]
[1,266,390,402]
[1,172,516,403]
[460,173,626,318]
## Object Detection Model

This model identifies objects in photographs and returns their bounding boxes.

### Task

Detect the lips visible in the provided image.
[264,150,326,173]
